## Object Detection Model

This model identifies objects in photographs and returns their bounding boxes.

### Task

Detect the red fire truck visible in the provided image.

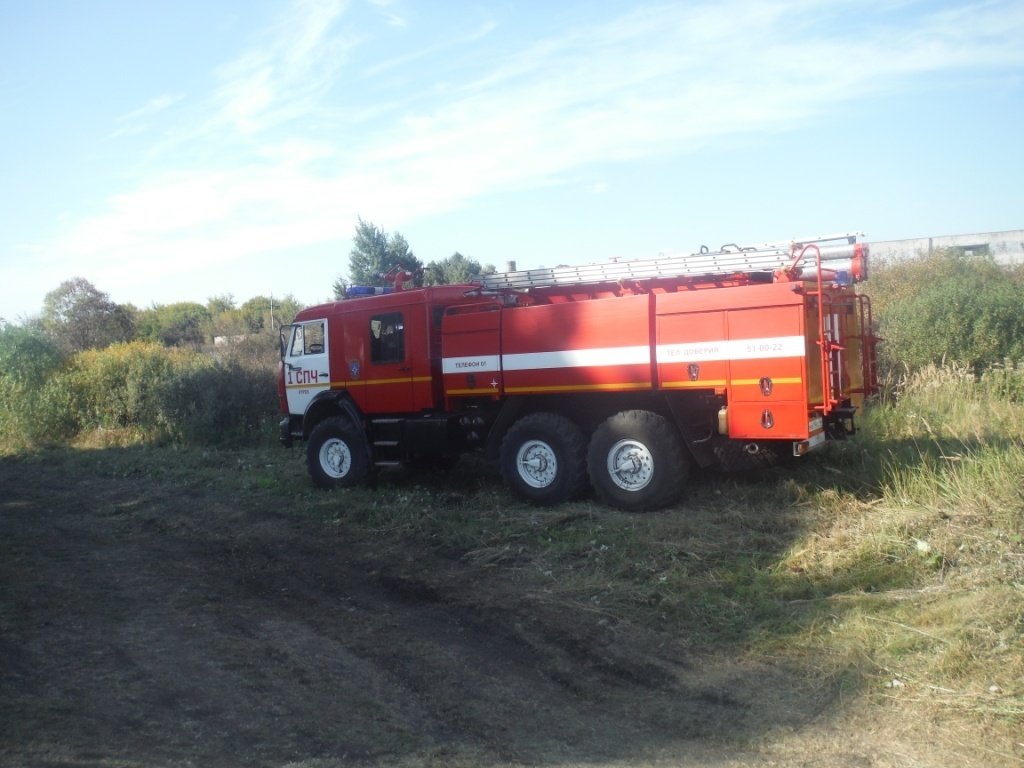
[278,233,878,510]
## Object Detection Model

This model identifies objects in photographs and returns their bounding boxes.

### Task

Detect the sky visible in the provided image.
[2,0,1023,322]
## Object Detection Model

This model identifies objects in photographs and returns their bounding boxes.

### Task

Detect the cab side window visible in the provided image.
[290,321,325,356]
[303,321,325,354]
[370,313,404,364]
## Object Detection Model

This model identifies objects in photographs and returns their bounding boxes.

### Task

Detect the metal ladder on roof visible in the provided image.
[479,233,866,291]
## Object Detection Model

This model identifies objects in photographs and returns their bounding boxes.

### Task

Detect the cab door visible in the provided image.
[282,318,330,417]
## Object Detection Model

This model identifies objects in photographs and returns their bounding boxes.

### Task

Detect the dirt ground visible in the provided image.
[0,451,1009,768]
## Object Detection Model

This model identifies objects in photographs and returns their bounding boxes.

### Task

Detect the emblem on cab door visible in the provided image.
[349,360,361,379]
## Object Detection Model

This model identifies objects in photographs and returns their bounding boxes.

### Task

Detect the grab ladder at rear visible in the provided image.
[797,244,878,415]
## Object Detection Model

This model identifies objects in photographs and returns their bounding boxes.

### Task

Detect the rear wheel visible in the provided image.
[307,416,370,489]
[587,410,688,511]
[500,413,588,505]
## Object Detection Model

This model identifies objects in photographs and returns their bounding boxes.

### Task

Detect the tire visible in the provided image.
[307,416,370,489]
[587,410,688,511]
[500,413,588,505]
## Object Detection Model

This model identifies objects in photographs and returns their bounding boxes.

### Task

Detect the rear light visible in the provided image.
[793,416,826,455]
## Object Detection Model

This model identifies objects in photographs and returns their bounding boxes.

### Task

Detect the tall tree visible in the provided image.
[239,295,304,332]
[206,294,249,338]
[206,294,236,316]
[346,218,423,288]
[423,252,496,285]
[331,275,348,300]
[135,302,211,348]
[41,277,134,353]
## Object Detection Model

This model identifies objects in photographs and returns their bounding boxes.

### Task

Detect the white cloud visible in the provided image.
[209,0,354,134]
[110,93,187,138]
[366,0,407,29]
[360,18,497,79]
[49,0,1024,296]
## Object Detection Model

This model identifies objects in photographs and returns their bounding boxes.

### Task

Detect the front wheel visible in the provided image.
[587,410,688,511]
[500,413,588,505]
[307,416,370,489]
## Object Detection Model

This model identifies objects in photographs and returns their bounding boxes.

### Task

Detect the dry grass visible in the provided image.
[757,366,1024,751]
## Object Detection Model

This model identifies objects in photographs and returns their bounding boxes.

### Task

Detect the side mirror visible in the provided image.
[279,326,292,358]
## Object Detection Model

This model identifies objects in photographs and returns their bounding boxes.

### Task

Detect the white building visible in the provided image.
[868,229,1024,265]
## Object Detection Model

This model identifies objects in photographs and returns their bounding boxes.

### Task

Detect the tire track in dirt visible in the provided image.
[0,457,837,767]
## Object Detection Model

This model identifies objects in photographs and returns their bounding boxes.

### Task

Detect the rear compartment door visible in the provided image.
[655,283,812,441]
[441,303,503,400]
[726,305,809,439]
[500,294,652,395]
[656,310,728,391]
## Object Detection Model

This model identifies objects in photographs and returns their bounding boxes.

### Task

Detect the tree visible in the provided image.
[206,294,237,316]
[330,275,348,301]
[206,294,249,339]
[423,252,496,286]
[272,295,304,327]
[135,302,211,348]
[239,295,304,333]
[345,218,423,289]
[41,277,134,353]
[239,296,270,333]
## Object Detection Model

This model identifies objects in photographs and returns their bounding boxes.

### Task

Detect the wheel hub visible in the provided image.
[607,439,654,491]
[516,439,558,489]
[320,437,353,479]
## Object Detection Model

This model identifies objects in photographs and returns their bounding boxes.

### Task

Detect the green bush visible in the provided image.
[978,359,1024,403]
[0,326,76,450]
[869,249,1024,377]
[68,342,186,433]
[0,335,278,451]
[160,355,277,445]
[0,324,65,383]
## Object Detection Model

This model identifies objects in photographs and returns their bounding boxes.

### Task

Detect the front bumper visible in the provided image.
[279,416,294,448]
